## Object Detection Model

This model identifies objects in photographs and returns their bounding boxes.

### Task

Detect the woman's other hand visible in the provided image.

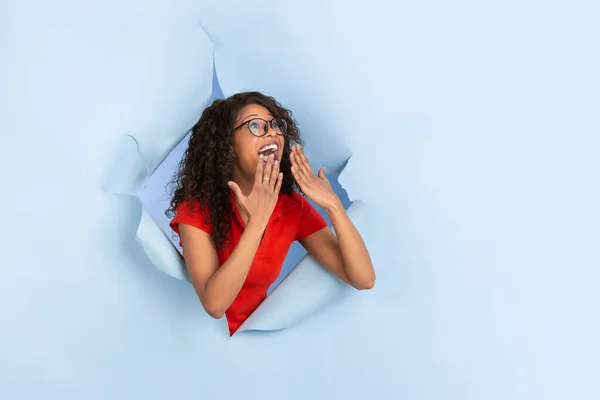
[290,145,340,210]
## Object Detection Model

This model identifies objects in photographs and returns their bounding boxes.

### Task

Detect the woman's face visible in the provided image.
[232,103,286,178]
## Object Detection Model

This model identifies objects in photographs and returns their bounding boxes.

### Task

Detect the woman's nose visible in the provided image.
[264,123,277,137]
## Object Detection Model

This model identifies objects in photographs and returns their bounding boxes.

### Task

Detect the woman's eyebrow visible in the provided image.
[241,113,259,123]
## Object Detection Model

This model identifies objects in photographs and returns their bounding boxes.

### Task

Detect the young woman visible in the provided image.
[166,92,375,336]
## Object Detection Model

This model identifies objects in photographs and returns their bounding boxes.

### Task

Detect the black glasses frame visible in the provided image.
[234,117,288,137]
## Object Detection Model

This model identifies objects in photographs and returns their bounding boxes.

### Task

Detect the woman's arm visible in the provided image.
[181,153,282,318]
[299,199,375,290]
[179,220,266,319]
[291,145,375,290]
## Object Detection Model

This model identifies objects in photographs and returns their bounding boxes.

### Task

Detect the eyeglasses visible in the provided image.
[234,117,288,137]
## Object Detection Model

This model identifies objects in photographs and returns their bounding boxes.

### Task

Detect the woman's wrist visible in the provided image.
[246,217,268,234]
[324,196,344,215]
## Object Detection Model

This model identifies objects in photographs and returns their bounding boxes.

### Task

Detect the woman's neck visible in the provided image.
[230,168,254,197]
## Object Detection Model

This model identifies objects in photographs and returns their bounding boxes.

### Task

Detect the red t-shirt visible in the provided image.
[169,189,328,336]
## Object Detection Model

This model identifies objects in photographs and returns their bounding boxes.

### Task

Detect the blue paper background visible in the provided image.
[2,1,598,399]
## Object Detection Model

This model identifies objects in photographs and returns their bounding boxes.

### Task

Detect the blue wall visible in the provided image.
[1,1,598,399]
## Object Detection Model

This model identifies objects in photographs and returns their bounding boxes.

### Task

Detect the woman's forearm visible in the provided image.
[326,201,376,289]
[204,220,265,317]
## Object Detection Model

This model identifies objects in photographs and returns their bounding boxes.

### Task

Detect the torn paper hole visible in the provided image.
[103,63,369,332]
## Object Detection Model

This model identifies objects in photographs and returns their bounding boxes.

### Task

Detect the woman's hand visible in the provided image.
[290,145,340,210]
[228,153,283,227]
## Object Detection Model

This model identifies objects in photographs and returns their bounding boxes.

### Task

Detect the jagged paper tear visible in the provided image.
[101,134,152,193]
[101,21,213,194]
[136,206,191,282]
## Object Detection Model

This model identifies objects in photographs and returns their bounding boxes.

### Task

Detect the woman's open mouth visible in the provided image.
[258,143,279,161]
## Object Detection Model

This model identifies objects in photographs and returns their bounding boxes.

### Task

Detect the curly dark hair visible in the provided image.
[165,91,303,250]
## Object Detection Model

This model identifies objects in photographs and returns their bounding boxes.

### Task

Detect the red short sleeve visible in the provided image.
[169,199,212,236]
[294,194,328,240]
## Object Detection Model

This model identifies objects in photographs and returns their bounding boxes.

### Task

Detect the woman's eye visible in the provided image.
[249,122,259,130]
